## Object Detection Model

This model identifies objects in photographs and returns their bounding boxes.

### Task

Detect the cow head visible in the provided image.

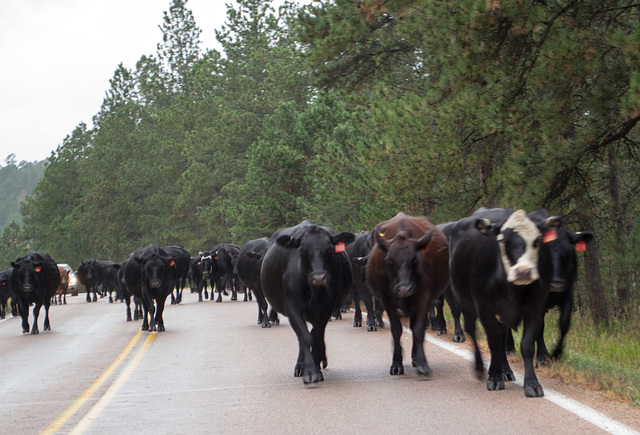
[373,229,433,297]
[277,226,355,288]
[199,252,213,278]
[545,229,595,292]
[478,210,543,285]
[136,254,175,289]
[11,259,44,293]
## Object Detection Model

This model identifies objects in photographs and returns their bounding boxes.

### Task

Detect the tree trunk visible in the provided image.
[577,212,609,327]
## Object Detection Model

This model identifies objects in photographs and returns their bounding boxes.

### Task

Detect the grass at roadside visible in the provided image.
[439,307,640,406]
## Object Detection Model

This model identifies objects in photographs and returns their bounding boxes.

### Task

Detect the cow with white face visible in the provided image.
[448,208,558,397]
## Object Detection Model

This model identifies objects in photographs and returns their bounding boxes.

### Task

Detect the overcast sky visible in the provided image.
[0,0,304,166]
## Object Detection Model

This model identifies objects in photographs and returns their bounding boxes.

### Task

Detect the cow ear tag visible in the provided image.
[575,241,586,252]
[543,230,557,243]
[34,266,42,272]
[170,260,176,267]
[335,242,346,253]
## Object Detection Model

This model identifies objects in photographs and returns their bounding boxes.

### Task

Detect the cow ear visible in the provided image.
[473,218,494,235]
[11,261,19,269]
[415,230,433,252]
[541,216,562,232]
[571,231,595,245]
[276,235,301,249]
[374,230,388,253]
[333,232,356,246]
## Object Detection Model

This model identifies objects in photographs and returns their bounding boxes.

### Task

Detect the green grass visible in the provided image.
[440,306,640,406]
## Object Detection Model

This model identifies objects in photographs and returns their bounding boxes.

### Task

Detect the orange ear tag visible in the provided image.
[335,242,346,253]
[170,260,176,267]
[34,267,42,272]
[543,231,558,243]
[575,241,586,252]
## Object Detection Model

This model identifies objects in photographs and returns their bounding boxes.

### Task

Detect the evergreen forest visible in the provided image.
[5,0,640,328]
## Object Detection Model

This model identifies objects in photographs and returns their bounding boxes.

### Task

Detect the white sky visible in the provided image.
[0,0,309,166]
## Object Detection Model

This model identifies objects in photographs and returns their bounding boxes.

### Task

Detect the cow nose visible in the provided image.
[23,285,32,292]
[515,266,533,283]
[310,273,327,287]
[151,280,161,289]
[550,280,566,292]
[394,283,414,297]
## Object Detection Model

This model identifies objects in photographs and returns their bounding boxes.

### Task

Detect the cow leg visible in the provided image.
[386,306,405,375]
[63,293,67,305]
[521,311,544,397]
[18,301,30,333]
[505,330,516,355]
[155,298,167,332]
[311,322,328,370]
[552,295,573,360]
[30,302,42,335]
[374,298,385,328]
[352,291,363,328]
[43,302,51,331]
[445,289,465,342]
[287,304,322,383]
[0,301,4,319]
[480,318,507,391]
[86,291,91,303]
[535,314,551,366]
[93,288,98,303]
[254,289,270,328]
[410,305,431,376]
[124,296,133,322]
[463,310,484,378]
[269,309,280,326]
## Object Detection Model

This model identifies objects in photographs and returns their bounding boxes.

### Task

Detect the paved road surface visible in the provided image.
[0,292,638,434]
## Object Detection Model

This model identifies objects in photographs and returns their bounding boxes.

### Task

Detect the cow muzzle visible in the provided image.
[150,280,162,289]
[511,266,536,285]
[393,283,415,298]
[550,280,566,292]
[310,273,327,287]
[22,285,33,292]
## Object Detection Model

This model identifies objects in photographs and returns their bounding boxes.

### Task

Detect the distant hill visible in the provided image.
[0,154,45,230]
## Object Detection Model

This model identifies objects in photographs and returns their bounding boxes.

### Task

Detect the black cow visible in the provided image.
[10,252,61,334]
[189,255,208,302]
[0,269,18,319]
[210,244,242,302]
[76,259,120,302]
[448,208,558,397]
[117,261,142,322]
[510,209,595,364]
[123,245,176,332]
[345,232,384,331]
[235,237,279,328]
[260,221,355,384]
[162,245,190,305]
[366,213,450,377]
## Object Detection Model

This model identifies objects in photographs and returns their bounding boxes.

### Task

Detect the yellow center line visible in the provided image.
[69,332,157,435]
[41,331,144,435]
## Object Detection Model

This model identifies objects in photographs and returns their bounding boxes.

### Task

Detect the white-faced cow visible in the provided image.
[366,212,449,377]
[260,221,355,384]
[10,252,61,335]
[448,208,558,397]
[235,237,279,328]
[123,245,176,332]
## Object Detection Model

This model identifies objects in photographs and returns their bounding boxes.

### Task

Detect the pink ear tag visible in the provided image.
[575,241,586,252]
[34,266,42,273]
[335,242,346,253]
[170,260,176,267]
[543,231,557,243]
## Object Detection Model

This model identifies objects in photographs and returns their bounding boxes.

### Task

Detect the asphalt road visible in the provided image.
[0,292,638,435]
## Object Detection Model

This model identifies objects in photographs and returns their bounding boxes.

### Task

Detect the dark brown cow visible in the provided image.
[366,212,449,376]
[54,266,70,305]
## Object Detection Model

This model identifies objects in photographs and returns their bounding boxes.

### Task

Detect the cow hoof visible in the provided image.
[304,372,324,384]
[30,329,39,335]
[524,383,544,398]
[390,364,404,375]
[486,379,505,391]
[502,369,516,382]
[294,364,304,377]
[22,328,29,334]
[367,325,377,332]
[416,364,432,376]
[44,325,51,331]
[353,321,362,327]
[261,322,271,328]
[453,333,465,343]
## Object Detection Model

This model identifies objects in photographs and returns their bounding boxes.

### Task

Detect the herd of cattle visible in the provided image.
[0,208,594,397]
